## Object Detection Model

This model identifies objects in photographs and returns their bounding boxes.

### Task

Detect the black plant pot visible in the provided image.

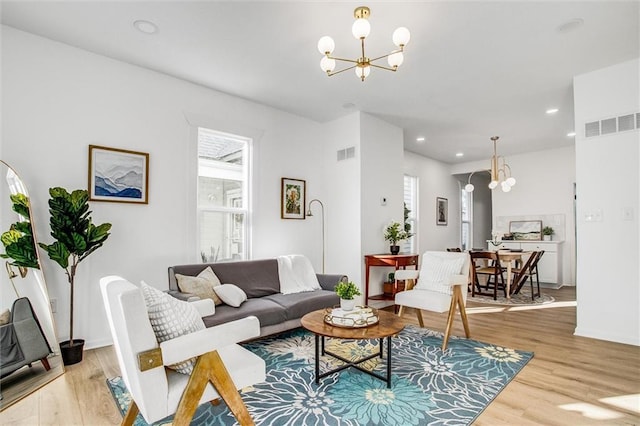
[60,339,85,365]
[390,245,400,255]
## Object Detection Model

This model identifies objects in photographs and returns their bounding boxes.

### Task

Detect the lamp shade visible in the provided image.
[488,180,498,190]
[392,27,411,46]
[464,183,475,192]
[352,18,371,39]
[387,52,404,67]
[317,36,335,54]
[501,182,512,192]
[506,177,516,187]
[320,56,336,72]
[355,65,371,79]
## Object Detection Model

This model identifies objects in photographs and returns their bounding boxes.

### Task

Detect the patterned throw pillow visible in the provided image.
[175,266,223,305]
[140,281,205,374]
[0,308,10,325]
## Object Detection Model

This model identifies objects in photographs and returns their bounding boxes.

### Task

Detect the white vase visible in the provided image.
[340,298,356,311]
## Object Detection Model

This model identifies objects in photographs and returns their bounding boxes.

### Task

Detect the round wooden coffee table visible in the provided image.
[300,309,405,388]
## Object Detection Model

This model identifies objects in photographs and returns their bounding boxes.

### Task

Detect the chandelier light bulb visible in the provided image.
[501,182,512,192]
[392,27,411,47]
[464,183,475,192]
[352,18,371,39]
[355,65,371,80]
[320,56,336,72]
[317,36,335,54]
[488,180,498,190]
[506,177,516,187]
[387,52,404,68]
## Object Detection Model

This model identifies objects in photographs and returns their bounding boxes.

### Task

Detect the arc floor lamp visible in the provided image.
[306,199,325,273]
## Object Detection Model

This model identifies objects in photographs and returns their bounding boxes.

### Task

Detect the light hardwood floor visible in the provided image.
[2,286,639,425]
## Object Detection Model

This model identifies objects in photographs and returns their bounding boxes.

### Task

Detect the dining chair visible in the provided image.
[511,251,543,299]
[100,276,265,426]
[394,251,471,350]
[446,247,462,252]
[470,251,505,300]
[507,253,539,299]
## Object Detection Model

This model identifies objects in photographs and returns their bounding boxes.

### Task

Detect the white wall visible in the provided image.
[404,151,462,253]
[1,26,326,348]
[574,58,639,346]
[359,113,404,304]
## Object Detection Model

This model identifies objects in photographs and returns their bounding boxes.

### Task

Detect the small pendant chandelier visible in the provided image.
[317,6,410,82]
[465,136,517,193]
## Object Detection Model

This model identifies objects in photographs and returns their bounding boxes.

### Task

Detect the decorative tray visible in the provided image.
[323,306,379,328]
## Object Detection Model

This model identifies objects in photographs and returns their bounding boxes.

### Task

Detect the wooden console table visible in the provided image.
[364,254,419,303]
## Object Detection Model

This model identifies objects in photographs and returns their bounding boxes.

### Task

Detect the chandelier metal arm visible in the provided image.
[326,64,358,77]
[326,55,360,64]
[368,47,404,63]
[369,63,398,72]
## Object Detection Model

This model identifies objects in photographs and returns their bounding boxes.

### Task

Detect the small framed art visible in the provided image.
[436,197,448,226]
[88,145,149,204]
[281,178,306,219]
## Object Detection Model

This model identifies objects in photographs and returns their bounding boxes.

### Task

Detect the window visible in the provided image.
[197,128,250,262]
[461,187,472,251]
[403,175,418,253]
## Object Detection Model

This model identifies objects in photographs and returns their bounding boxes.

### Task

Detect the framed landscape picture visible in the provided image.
[88,145,149,204]
[436,197,448,226]
[281,178,306,219]
[509,220,542,240]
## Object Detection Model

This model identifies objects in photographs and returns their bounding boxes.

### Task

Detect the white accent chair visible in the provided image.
[394,251,471,350]
[100,276,266,426]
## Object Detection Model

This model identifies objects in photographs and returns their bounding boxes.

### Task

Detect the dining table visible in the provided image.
[496,250,532,298]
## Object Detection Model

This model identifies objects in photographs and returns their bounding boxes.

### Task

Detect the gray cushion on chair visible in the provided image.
[201,298,286,328]
[264,290,339,321]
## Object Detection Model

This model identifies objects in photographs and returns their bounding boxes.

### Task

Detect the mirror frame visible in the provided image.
[0,159,64,411]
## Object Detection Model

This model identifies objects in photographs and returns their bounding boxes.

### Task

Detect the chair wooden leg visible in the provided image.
[205,350,254,426]
[415,309,424,327]
[397,305,405,317]
[174,350,254,426]
[442,294,458,351]
[40,357,51,371]
[121,401,139,426]
[456,288,471,338]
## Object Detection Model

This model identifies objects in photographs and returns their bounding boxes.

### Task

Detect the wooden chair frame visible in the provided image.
[470,251,506,300]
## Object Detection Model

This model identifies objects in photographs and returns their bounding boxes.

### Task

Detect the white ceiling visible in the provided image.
[1,1,638,163]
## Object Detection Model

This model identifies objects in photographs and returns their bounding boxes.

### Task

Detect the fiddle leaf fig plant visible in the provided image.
[38,188,112,344]
[1,193,39,270]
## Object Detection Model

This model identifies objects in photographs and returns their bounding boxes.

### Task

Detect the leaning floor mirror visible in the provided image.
[0,160,64,411]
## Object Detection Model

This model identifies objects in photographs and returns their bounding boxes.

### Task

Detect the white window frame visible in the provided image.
[403,174,418,254]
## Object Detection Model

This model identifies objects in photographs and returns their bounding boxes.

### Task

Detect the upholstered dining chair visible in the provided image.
[100,276,265,426]
[394,251,471,350]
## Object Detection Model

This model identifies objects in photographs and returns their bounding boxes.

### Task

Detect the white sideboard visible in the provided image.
[486,240,564,286]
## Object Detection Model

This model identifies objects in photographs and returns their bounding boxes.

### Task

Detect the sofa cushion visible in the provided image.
[201,298,286,329]
[263,290,339,321]
[175,266,223,305]
[209,259,281,298]
[213,284,247,307]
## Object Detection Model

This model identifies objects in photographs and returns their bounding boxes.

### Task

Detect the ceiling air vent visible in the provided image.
[618,114,635,132]
[601,118,617,134]
[585,121,600,138]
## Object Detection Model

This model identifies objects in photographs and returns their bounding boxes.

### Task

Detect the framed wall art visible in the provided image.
[436,197,448,226]
[88,145,149,204]
[281,177,306,219]
[509,220,542,240]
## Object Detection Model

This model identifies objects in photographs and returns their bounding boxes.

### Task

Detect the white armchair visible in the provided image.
[100,276,265,426]
[394,251,471,350]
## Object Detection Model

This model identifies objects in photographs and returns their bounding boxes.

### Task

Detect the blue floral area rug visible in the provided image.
[106,325,533,425]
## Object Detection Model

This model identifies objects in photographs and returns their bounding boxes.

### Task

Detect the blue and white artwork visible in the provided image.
[89,146,148,203]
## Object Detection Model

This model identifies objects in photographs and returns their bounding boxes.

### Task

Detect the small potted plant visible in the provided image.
[38,188,112,365]
[383,221,409,255]
[542,226,554,241]
[335,281,361,311]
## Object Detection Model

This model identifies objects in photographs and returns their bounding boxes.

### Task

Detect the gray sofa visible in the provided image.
[168,259,346,337]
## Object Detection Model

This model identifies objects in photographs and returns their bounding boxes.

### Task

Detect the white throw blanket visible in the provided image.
[276,255,321,295]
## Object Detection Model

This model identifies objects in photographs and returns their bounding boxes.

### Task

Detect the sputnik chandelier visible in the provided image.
[317,6,410,81]
[465,136,517,193]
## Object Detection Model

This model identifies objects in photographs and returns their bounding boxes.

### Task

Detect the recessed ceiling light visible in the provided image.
[546,108,559,114]
[455,152,464,157]
[133,20,158,35]
[416,137,425,142]
[567,132,576,137]
[557,18,584,34]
